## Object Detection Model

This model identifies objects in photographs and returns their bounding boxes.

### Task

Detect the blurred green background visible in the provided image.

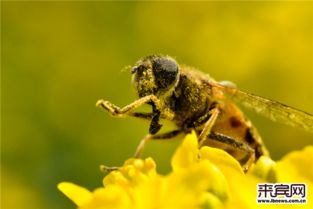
[2,1,312,209]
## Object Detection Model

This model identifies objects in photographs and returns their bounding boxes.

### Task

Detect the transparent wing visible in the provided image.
[212,82,313,133]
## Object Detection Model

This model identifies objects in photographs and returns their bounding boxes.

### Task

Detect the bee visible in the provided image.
[97,55,313,171]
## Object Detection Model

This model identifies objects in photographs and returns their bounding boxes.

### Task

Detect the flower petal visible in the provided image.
[199,146,243,175]
[171,131,199,171]
[80,186,132,209]
[276,146,313,183]
[57,182,92,206]
[275,146,313,209]
[168,160,230,203]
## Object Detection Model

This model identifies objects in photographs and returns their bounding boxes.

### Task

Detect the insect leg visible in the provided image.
[96,95,160,118]
[150,111,162,134]
[208,131,255,172]
[198,107,220,146]
[242,154,255,173]
[99,165,119,174]
[208,131,254,153]
[134,130,183,158]
[129,112,154,120]
[99,129,182,174]
[192,111,213,127]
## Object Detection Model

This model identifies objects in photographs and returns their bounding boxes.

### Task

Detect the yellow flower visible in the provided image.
[58,132,313,209]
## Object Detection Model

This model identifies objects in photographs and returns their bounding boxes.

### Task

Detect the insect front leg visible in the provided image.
[149,103,163,134]
[130,112,154,120]
[97,95,164,134]
[96,95,161,118]
[134,130,184,158]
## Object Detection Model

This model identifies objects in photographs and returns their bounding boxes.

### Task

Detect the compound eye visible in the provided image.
[152,57,179,90]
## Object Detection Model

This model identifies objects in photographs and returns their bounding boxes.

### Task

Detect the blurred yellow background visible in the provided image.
[2,1,312,209]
